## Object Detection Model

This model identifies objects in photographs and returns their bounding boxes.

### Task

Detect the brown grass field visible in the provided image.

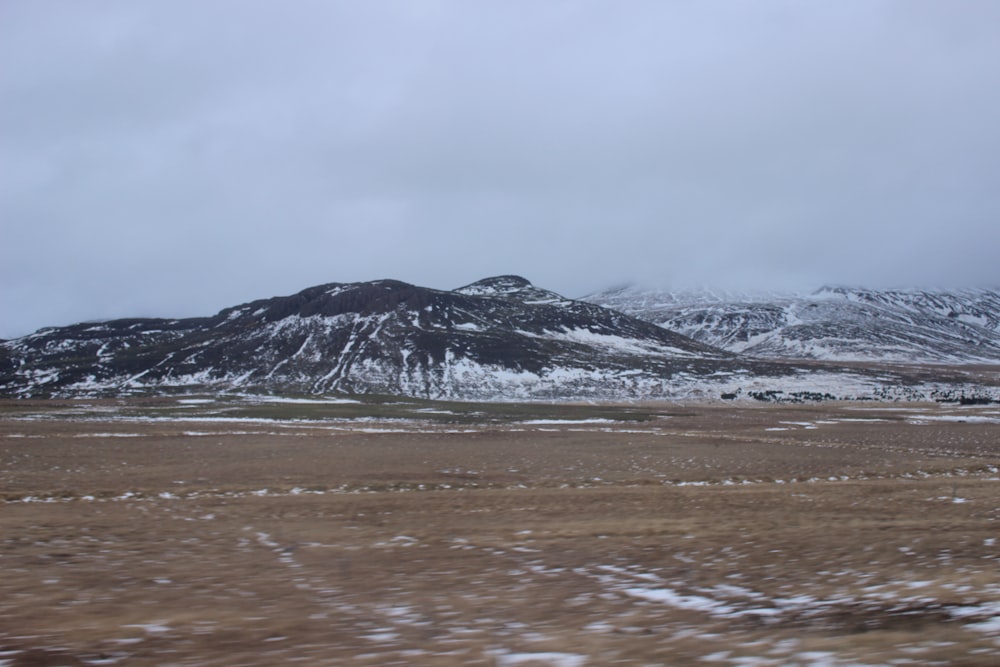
[1,396,998,666]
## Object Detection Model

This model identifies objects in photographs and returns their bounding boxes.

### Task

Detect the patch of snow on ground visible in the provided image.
[242,395,361,404]
[949,601,1000,634]
[780,421,818,429]
[520,418,617,425]
[123,622,170,634]
[908,415,1000,424]
[623,586,737,615]
[494,651,588,667]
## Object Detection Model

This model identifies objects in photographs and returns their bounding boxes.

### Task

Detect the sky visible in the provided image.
[2,1,999,338]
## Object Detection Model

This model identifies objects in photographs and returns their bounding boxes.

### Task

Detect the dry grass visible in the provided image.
[1,399,999,666]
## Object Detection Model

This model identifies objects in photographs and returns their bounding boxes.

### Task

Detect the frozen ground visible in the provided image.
[1,399,998,665]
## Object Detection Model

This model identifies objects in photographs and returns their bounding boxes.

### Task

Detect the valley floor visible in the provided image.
[1,398,999,666]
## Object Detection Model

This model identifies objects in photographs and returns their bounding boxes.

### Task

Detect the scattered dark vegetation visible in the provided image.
[748,389,784,402]
[932,389,999,405]
[739,388,844,403]
[958,396,997,405]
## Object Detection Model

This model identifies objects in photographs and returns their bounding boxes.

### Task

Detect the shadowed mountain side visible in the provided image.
[5,277,999,401]
[2,276,733,399]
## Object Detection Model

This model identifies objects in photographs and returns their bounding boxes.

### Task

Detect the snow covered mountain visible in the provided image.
[1,276,735,399]
[4,276,997,402]
[583,285,1000,363]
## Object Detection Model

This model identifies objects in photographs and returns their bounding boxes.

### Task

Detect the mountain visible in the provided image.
[1,276,738,400]
[4,277,998,402]
[583,285,1000,364]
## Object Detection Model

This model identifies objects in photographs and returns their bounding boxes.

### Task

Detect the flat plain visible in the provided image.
[1,396,999,666]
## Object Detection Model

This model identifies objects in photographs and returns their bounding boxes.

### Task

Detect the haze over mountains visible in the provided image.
[2,277,998,402]
[584,285,1000,364]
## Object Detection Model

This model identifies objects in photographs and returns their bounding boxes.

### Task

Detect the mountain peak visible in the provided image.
[0,275,728,399]
[454,275,573,306]
[454,275,534,296]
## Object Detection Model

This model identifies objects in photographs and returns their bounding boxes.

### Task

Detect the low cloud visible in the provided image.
[2,1,998,337]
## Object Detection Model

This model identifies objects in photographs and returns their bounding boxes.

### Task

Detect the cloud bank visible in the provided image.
[2,1,999,337]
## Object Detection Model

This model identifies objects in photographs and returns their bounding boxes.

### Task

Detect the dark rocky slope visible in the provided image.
[2,276,730,399]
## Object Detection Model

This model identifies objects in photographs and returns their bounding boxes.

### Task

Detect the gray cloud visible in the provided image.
[2,1,999,337]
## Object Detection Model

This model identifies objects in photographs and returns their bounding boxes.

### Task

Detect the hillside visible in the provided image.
[1,276,730,399]
[584,285,1000,363]
[4,277,998,402]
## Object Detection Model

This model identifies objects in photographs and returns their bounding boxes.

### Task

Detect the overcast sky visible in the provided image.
[2,1,999,338]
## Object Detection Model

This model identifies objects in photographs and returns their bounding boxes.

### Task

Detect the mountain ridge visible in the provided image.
[3,277,998,402]
[1,276,731,399]
[583,285,1000,364]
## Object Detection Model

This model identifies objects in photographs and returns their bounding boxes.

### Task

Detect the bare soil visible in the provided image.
[1,399,999,666]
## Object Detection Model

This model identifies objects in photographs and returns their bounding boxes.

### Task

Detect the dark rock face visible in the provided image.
[0,277,731,399]
[584,286,1000,363]
[9,278,999,401]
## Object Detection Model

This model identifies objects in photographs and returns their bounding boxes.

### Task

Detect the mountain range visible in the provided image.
[2,276,998,402]
[584,285,1000,364]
